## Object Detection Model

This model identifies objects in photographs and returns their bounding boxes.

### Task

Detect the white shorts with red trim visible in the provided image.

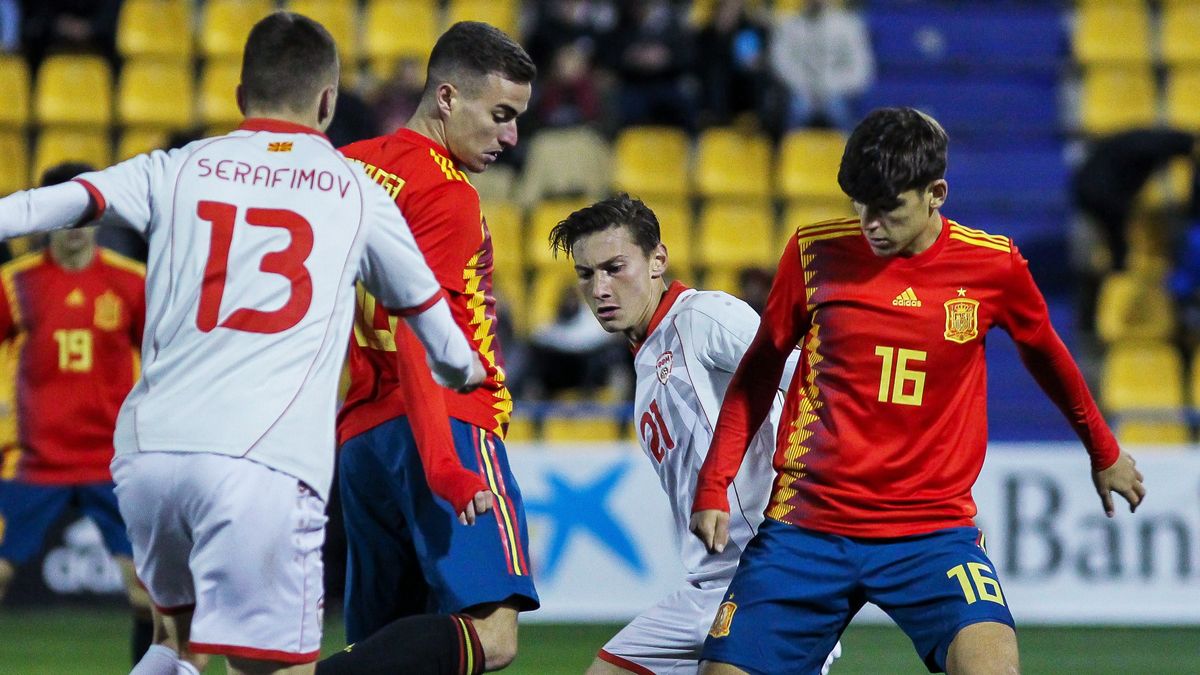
[598,581,728,674]
[112,451,326,664]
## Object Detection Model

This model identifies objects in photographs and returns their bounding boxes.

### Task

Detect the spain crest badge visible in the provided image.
[943,297,979,344]
[94,290,123,331]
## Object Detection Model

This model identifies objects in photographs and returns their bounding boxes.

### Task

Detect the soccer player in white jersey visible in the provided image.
[0,13,491,675]
[548,195,840,675]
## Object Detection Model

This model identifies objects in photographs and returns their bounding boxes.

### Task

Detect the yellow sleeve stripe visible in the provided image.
[99,249,146,277]
[949,222,1010,246]
[796,217,858,233]
[949,232,1012,253]
[798,228,861,245]
[0,253,42,326]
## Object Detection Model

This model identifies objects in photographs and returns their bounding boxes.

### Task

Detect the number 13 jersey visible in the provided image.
[73,119,445,498]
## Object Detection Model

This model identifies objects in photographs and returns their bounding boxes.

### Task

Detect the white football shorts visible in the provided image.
[112,451,327,664]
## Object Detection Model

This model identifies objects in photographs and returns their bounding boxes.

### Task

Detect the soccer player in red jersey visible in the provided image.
[0,163,151,664]
[689,108,1146,674]
[320,22,538,675]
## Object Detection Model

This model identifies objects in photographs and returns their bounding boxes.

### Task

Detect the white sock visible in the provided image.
[130,644,179,675]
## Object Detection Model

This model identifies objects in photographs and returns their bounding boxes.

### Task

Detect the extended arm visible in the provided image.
[0,182,94,239]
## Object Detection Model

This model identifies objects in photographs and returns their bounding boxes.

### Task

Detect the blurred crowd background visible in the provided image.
[0,0,1194,448]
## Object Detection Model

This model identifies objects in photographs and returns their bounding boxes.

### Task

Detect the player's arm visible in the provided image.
[1001,246,1145,516]
[690,237,810,552]
[0,182,95,239]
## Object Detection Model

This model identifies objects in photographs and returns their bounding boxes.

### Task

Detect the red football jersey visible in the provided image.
[0,248,145,484]
[337,129,512,444]
[695,216,1119,538]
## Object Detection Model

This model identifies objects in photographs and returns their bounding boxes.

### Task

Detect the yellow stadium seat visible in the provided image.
[1073,2,1152,65]
[696,201,777,272]
[445,0,519,36]
[1079,67,1157,135]
[492,266,528,335]
[289,0,360,64]
[199,61,243,129]
[472,163,515,203]
[117,0,194,61]
[1162,1,1200,66]
[515,127,611,208]
[1102,340,1184,413]
[776,129,846,202]
[527,198,591,269]
[652,200,694,274]
[503,416,535,443]
[34,129,112,182]
[1116,419,1190,445]
[200,0,275,61]
[35,55,112,127]
[1095,272,1176,344]
[118,129,168,160]
[1165,67,1200,133]
[526,267,579,335]
[118,60,194,129]
[0,56,29,128]
[0,131,28,195]
[364,0,439,66]
[612,126,690,201]
[542,415,622,443]
[695,127,772,201]
[482,200,525,279]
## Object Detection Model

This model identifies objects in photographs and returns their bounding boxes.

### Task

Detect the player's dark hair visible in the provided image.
[549,194,661,258]
[241,12,339,115]
[40,162,95,187]
[426,21,536,95]
[837,107,948,210]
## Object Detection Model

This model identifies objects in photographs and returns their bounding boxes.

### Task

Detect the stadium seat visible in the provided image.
[493,266,527,336]
[1073,2,1152,66]
[472,164,515,202]
[33,129,111,183]
[1095,272,1176,344]
[118,60,194,130]
[694,128,772,201]
[483,200,525,280]
[611,126,690,201]
[288,0,360,68]
[542,415,622,443]
[1101,340,1185,413]
[200,0,274,61]
[861,76,1059,137]
[526,198,591,270]
[117,0,194,61]
[34,55,112,128]
[652,199,694,276]
[526,267,580,336]
[198,61,243,130]
[364,0,439,68]
[446,0,519,37]
[945,148,1070,213]
[1135,156,1195,211]
[503,416,535,442]
[0,55,29,128]
[1116,419,1191,445]
[776,129,846,203]
[0,131,28,195]
[118,129,168,161]
[1165,67,1200,133]
[1078,67,1157,135]
[696,201,777,273]
[515,127,611,208]
[1162,1,1200,66]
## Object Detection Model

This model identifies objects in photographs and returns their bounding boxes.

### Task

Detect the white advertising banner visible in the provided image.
[509,442,1200,625]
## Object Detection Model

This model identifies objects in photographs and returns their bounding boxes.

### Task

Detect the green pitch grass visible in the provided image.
[0,608,1197,673]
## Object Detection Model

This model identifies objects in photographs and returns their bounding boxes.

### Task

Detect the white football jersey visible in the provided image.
[53,121,454,498]
[633,284,793,585]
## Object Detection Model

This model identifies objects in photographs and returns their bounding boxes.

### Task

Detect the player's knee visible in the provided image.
[467,606,519,671]
[945,621,1019,675]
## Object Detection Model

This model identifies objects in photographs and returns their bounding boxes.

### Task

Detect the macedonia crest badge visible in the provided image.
[944,297,979,344]
[656,351,673,384]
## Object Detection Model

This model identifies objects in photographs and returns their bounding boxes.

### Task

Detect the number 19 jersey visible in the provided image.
[74,119,445,498]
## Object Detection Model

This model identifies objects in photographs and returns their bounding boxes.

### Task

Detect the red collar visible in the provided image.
[238,118,328,138]
[631,280,690,354]
[392,128,454,160]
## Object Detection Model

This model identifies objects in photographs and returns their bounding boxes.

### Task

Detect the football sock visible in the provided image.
[317,613,485,675]
[132,615,154,663]
[129,644,180,675]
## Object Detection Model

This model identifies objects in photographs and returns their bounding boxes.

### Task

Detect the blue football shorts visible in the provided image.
[702,519,1014,674]
[0,481,132,564]
[338,416,540,643]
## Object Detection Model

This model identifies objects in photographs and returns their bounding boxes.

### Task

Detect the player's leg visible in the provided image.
[78,482,154,662]
[700,520,858,675]
[591,583,728,674]
[0,481,70,603]
[867,526,1018,674]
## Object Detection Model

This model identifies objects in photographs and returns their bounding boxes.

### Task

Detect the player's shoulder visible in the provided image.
[790,216,862,249]
[0,250,44,279]
[675,290,757,327]
[944,218,1014,257]
[97,249,146,278]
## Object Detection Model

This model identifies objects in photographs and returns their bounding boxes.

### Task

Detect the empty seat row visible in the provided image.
[1074,1,1200,66]
[1078,65,1200,134]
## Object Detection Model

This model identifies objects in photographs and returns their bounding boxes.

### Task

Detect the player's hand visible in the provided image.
[455,355,487,394]
[689,509,730,554]
[457,490,494,526]
[1092,450,1145,517]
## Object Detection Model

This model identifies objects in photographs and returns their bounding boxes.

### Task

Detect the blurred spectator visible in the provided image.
[526,0,617,73]
[0,1,20,52]
[695,0,769,128]
[770,0,874,131]
[326,87,381,148]
[736,266,773,316]
[604,0,696,130]
[21,0,121,66]
[371,58,425,133]
[532,43,603,129]
[521,285,624,399]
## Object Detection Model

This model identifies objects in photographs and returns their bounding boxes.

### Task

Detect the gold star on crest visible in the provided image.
[957,288,968,297]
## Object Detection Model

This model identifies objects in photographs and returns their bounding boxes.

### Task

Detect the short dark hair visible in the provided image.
[241,12,339,114]
[426,21,536,95]
[549,194,661,258]
[40,162,95,187]
[837,107,948,209]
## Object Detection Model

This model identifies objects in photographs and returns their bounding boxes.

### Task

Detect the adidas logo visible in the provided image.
[892,287,922,307]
